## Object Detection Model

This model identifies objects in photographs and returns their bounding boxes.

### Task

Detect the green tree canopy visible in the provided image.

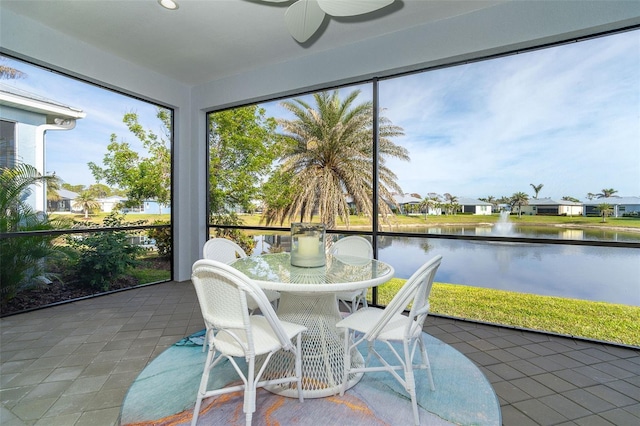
[89,108,171,209]
[262,90,408,229]
[208,105,280,215]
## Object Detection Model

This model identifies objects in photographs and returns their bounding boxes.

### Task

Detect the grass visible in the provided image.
[376,278,640,347]
[236,213,640,230]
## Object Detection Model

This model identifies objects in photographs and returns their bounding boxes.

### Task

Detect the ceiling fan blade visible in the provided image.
[318,0,395,17]
[284,0,325,43]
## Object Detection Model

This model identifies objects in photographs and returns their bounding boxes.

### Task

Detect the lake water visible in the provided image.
[252,224,640,307]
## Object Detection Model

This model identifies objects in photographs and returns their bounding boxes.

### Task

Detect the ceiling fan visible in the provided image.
[261,0,396,43]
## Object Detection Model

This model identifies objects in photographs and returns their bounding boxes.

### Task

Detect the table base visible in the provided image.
[261,292,364,398]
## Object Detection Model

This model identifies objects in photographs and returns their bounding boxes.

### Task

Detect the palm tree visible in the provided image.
[561,196,580,203]
[443,193,458,215]
[530,183,544,199]
[263,90,408,229]
[73,191,101,219]
[510,192,529,218]
[0,163,68,302]
[597,188,618,198]
[597,203,613,222]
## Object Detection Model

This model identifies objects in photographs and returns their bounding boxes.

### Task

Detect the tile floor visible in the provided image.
[1,281,638,425]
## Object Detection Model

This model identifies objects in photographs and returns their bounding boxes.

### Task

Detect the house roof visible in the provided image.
[582,196,640,206]
[526,198,582,206]
[0,84,86,122]
[57,188,79,200]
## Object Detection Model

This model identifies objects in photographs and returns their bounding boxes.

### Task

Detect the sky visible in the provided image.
[1,59,164,187]
[2,29,639,200]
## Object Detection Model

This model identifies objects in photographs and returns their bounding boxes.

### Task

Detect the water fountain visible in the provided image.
[493,211,516,236]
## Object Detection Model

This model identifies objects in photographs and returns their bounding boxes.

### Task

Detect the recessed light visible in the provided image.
[158,0,179,10]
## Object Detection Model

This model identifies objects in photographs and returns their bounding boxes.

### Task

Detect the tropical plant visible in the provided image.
[0,164,70,303]
[597,188,618,198]
[262,89,408,229]
[510,192,529,218]
[66,212,143,291]
[73,191,101,219]
[597,203,613,222]
[561,196,580,203]
[530,183,544,199]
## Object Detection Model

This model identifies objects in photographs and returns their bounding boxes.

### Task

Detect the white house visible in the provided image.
[516,198,584,216]
[0,84,85,213]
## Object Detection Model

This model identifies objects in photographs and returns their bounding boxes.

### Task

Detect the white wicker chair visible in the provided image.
[202,238,281,351]
[336,255,443,426]
[203,238,281,312]
[329,236,374,313]
[190,259,306,426]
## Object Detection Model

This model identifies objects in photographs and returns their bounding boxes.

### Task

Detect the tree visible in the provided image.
[561,196,580,203]
[89,108,171,212]
[597,203,613,222]
[0,61,26,80]
[443,193,458,215]
[597,188,618,198]
[73,191,101,219]
[586,192,596,200]
[510,192,529,218]
[62,183,86,193]
[263,90,408,229]
[530,183,544,199]
[208,105,280,215]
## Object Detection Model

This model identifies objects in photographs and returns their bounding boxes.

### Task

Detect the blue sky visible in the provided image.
[3,29,639,200]
[1,59,164,187]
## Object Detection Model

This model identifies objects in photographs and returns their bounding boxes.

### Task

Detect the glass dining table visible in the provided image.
[231,252,395,398]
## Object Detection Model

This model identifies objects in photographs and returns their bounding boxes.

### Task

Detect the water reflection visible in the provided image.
[377,237,639,307]
[253,232,640,307]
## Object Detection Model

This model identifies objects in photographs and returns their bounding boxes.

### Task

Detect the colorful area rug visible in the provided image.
[120,331,500,425]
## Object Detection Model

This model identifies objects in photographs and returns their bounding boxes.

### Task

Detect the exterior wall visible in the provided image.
[1,104,46,209]
[559,205,583,216]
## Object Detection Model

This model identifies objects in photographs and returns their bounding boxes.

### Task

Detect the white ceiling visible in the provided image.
[0,0,507,86]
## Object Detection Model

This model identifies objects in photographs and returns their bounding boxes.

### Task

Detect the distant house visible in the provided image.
[516,198,583,216]
[583,196,640,218]
[392,193,423,215]
[48,188,82,213]
[99,196,170,214]
[99,195,128,213]
[457,197,493,215]
[0,84,85,213]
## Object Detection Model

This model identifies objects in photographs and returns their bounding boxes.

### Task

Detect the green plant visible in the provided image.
[209,212,255,254]
[67,212,143,291]
[0,164,71,304]
[147,220,171,257]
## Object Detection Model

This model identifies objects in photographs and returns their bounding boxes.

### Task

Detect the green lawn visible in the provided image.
[376,279,640,347]
[237,213,640,230]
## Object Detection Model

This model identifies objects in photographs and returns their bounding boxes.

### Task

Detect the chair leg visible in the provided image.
[340,329,351,396]
[418,336,435,391]
[192,345,215,426]
[295,333,304,403]
[244,356,256,426]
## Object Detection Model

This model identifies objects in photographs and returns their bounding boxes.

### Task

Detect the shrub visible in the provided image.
[147,220,171,257]
[67,212,143,291]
